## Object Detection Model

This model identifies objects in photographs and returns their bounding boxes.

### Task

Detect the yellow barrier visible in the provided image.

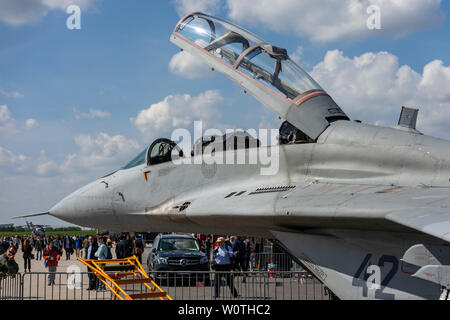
[78,256,172,300]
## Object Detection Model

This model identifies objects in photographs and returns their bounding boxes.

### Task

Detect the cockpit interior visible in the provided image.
[120,131,264,171]
[279,121,314,145]
[119,121,312,173]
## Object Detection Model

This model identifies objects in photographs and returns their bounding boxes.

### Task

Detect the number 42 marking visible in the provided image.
[352,254,398,299]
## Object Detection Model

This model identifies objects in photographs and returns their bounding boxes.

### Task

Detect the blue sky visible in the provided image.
[1,0,450,226]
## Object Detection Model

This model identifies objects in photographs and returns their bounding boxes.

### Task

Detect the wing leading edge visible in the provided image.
[181,182,450,243]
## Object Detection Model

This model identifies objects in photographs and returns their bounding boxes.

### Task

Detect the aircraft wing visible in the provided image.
[386,207,450,243]
[170,181,450,299]
[278,183,450,243]
[179,182,450,243]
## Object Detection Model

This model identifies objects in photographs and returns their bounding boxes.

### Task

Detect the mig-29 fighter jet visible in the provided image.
[15,13,450,300]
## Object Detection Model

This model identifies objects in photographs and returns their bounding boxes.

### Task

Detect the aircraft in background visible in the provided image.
[26,221,46,239]
[14,13,450,300]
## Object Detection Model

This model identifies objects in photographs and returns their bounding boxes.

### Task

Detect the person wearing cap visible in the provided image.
[213,237,238,298]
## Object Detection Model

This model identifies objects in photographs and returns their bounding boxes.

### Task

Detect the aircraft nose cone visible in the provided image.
[49,180,116,228]
[49,195,79,224]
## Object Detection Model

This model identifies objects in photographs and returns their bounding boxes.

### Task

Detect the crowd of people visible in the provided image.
[197,235,260,272]
[1,232,280,297]
[0,233,145,288]
[198,235,258,299]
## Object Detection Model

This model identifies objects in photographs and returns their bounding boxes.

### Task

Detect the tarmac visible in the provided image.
[3,243,328,300]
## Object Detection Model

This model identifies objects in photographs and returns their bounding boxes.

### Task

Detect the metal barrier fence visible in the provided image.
[151,271,330,300]
[1,271,331,300]
[251,253,301,272]
[0,274,22,300]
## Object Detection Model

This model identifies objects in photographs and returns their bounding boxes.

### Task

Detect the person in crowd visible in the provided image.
[52,236,61,254]
[0,246,19,277]
[82,236,89,257]
[12,235,21,252]
[125,233,133,258]
[244,237,255,272]
[116,233,133,260]
[205,235,213,261]
[43,240,60,286]
[63,235,74,260]
[0,238,6,255]
[115,234,125,260]
[133,235,144,264]
[74,236,81,258]
[231,236,247,282]
[85,235,99,290]
[34,236,44,260]
[213,237,238,299]
[94,236,108,291]
[13,236,20,250]
[22,238,33,272]
[95,236,108,260]
[106,236,112,251]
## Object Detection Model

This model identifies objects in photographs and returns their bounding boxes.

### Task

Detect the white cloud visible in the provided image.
[289,46,304,65]
[418,60,450,101]
[226,0,444,42]
[25,118,38,130]
[0,106,37,136]
[0,105,17,137]
[73,107,110,120]
[0,145,27,173]
[2,132,140,180]
[64,133,141,175]
[31,133,141,178]
[173,0,223,17]
[169,50,216,79]
[310,50,450,138]
[0,131,140,225]
[0,0,101,26]
[133,90,224,142]
[35,150,60,177]
[0,88,24,98]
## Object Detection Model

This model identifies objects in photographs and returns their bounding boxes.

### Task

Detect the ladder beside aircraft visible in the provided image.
[78,256,172,300]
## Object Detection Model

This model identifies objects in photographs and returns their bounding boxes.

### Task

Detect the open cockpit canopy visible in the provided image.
[175,13,323,102]
[171,13,349,140]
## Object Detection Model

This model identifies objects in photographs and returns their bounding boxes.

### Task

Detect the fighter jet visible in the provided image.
[14,13,450,300]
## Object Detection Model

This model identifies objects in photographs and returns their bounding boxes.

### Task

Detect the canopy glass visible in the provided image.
[121,148,147,170]
[175,13,323,102]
